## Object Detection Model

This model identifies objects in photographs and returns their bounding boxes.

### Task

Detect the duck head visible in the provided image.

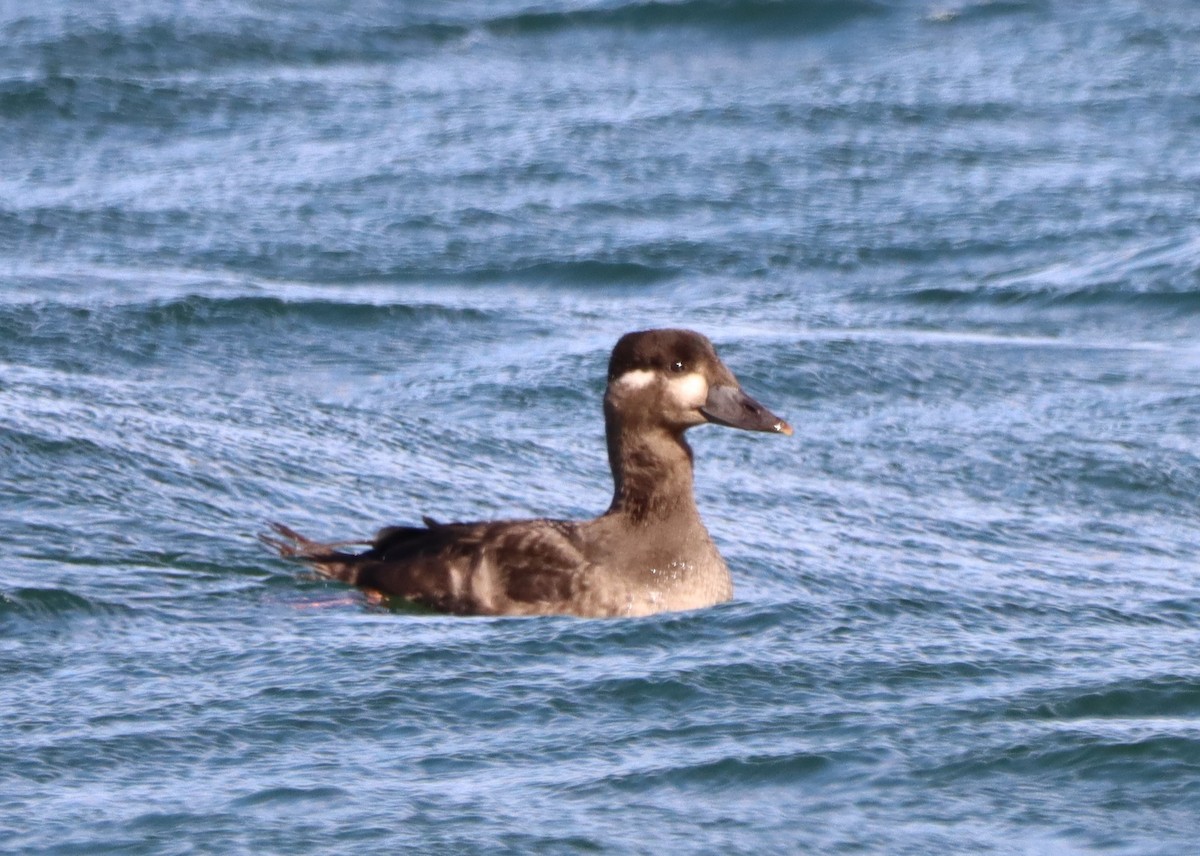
[604,329,793,436]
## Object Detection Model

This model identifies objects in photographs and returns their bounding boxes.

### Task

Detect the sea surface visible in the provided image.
[3,0,1200,852]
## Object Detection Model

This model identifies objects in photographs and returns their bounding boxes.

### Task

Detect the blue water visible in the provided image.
[3,0,1200,852]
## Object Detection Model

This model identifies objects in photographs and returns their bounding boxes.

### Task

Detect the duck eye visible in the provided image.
[670,360,686,373]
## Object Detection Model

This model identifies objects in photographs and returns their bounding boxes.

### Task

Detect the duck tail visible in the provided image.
[258,522,373,585]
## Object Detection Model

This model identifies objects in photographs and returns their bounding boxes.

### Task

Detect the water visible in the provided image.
[3,0,1200,852]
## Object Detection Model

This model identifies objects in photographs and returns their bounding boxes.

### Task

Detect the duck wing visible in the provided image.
[263,518,596,616]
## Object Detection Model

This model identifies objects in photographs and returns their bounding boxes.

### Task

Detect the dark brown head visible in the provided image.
[604,329,792,436]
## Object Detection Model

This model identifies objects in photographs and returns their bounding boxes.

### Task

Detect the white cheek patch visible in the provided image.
[614,369,656,391]
[668,372,708,409]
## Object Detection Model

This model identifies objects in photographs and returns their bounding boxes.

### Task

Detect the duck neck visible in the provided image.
[605,414,699,525]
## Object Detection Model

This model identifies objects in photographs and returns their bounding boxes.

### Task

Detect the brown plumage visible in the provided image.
[261,328,792,617]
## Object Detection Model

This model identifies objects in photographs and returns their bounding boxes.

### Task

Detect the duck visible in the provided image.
[261,328,792,618]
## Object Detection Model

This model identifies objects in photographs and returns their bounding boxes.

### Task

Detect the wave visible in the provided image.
[928,731,1200,784]
[924,0,1048,25]
[456,259,675,286]
[3,16,468,78]
[0,73,280,126]
[133,295,493,328]
[899,284,1200,311]
[485,0,889,37]
[0,296,494,349]
[902,283,1200,314]
[228,785,349,808]
[916,675,1200,790]
[1021,676,1200,721]
[3,0,891,80]
[589,750,833,793]
[0,586,132,622]
[891,237,1200,310]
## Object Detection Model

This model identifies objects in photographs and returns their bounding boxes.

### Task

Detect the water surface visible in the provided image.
[3,1,1200,852]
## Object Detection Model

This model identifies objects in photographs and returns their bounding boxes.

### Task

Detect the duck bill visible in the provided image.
[700,384,793,436]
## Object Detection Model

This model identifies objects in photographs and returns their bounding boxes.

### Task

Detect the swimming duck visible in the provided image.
[262,328,791,617]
